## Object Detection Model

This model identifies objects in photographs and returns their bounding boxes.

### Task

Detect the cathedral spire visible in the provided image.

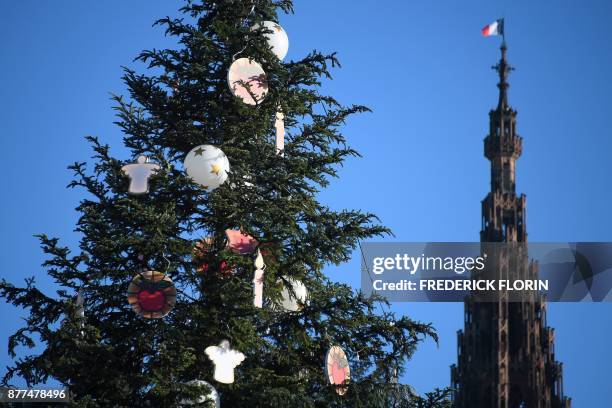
[493,42,514,111]
[452,37,571,408]
[484,42,521,198]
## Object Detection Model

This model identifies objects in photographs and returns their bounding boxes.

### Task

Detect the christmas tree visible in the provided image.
[1,1,450,406]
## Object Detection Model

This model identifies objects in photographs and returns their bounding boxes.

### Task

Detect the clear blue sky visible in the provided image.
[1,0,612,405]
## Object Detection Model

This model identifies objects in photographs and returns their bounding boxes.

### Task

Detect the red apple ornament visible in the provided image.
[127,271,176,319]
[137,289,166,311]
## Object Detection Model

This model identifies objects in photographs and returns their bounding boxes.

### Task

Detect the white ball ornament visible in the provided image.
[183,145,230,191]
[253,21,289,60]
[180,380,220,407]
[278,277,308,312]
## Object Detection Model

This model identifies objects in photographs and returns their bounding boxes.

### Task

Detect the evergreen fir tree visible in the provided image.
[1,1,451,406]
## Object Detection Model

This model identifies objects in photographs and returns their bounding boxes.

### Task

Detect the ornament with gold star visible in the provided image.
[252,21,289,61]
[183,145,230,191]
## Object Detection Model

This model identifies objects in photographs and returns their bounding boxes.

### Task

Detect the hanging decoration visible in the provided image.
[325,346,350,396]
[76,290,85,319]
[194,238,228,275]
[277,277,308,312]
[252,21,289,61]
[121,155,161,195]
[184,145,230,191]
[228,20,290,156]
[193,237,240,276]
[196,258,233,275]
[225,229,259,254]
[253,249,265,308]
[127,271,176,319]
[194,238,212,274]
[192,230,258,276]
[76,289,85,336]
[275,109,285,155]
[227,58,268,105]
[205,340,246,384]
[180,380,220,407]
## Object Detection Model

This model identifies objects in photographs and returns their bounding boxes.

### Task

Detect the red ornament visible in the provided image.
[197,259,232,274]
[127,271,176,319]
[137,289,166,312]
[225,229,258,254]
[193,239,235,276]
[325,346,350,396]
[331,360,347,384]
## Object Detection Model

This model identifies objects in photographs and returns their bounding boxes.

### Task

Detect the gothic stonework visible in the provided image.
[450,44,571,408]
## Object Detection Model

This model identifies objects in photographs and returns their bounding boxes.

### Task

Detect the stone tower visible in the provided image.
[450,44,571,408]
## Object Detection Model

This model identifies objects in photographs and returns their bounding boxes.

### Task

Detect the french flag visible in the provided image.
[482,19,504,37]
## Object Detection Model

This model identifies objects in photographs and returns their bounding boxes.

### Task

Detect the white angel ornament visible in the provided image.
[205,340,245,384]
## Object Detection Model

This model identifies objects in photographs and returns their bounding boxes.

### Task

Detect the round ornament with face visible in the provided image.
[227,58,268,105]
[326,345,350,396]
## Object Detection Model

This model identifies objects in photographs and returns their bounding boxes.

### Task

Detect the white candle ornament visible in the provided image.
[227,58,268,105]
[205,340,245,384]
[275,109,285,156]
[253,249,266,308]
[183,145,230,191]
[121,155,160,195]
